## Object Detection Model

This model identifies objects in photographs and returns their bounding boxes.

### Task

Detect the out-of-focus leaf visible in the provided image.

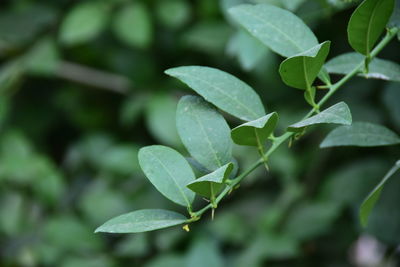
[0,96,9,129]
[229,4,318,57]
[388,0,400,27]
[187,163,233,198]
[288,102,352,131]
[97,145,140,176]
[120,94,147,126]
[138,145,195,206]
[166,66,265,121]
[320,122,400,147]
[115,234,149,257]
[24,38,60,76]
[176,96,232,171]
[231,112,278,146]
[0,192,24,235]
[325,52,400,82]
[279,41,330,90]
[227,30,270,71]
[59,2,109,46]
[95,209,187,233]
[186,237,224,267]
[360,160,400,227]
[113,2,152,48]
[347,0,394,55]
[383,83,400,127]
[156,0,190,29]
[144,254,185,267]
[145,94,181,147]
[61,256,115,267]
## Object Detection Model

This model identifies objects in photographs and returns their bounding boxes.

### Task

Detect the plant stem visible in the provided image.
[189,28,398,220]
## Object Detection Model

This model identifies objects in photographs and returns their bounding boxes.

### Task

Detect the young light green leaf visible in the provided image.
[113,3,152,49]
[325,52,400,82]
[59,2,109,46]
[318,67,331,85]
[176,96,232,171]
[360,160,400,227]
[231,112,278,146]
[186,163,233,198]
[279,41,331,90]
[347,0,395,55]
[320,122,400,148]
[229,4,318,57]
[166,66,265,121]
[95,209,187,233]
[288,102,352,131]
[138,145,195,207]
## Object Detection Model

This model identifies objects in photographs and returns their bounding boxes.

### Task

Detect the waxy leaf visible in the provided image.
[348,0,395,55]
[231,112,278,146]
[325,52,400,82]
[186,163,233,198]
[166,66,265,121]
[360,160,400,227]
[95,209,187,233]
[288,102,352,131]
[279,41,331,90]
[229,4,318,57]
[176,96,232,171]
[320,122,400,148]
[138,145,195,207]
[59,2,109,46]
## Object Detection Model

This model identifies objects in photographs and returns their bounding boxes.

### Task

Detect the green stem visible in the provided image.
[189,28,398,220]
[255,129,269,171]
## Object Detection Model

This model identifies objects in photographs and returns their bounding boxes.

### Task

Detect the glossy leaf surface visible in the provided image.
[166,66,265,121]
[95,209,187,233]
[176,96,232,171]
[138,145,195,206]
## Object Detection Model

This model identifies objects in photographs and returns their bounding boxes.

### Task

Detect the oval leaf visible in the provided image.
[95,209,187,233]
[320,122,400,148]
[59,2,109,46]
[186,163,233,198]
[176,95,232,171]
[279,41,331,90]
[166,66,265,121]
[360,160,400,227]
[231,112,278,146]
[325,52,400,82]
[288,102,352,131]
[229,4,318,57]
[138,145,195,206]
[348,0,395,55]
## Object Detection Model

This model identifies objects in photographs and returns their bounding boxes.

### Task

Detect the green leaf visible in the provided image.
[156,0,190,29]
[186,163,233,198]
[227,30,270,71]
[138,145,195,206]
[360,160,400,227]
[347,0,395,55]
[186,237,225,267]
[229,4,318,57]
[166,66,265,121]
[320,122,400,148]
[231,112,278,146]
[176,95,232,171]
[113,2,152,49]
[279,41,331,90]
[288,102,352,131]
[318,67,331,85]
[325,53,400,82]
[59,2,109,46]
[95,209,187,233]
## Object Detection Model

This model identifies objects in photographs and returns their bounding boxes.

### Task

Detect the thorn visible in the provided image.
[211,208,215,220]
[182,224,190,232]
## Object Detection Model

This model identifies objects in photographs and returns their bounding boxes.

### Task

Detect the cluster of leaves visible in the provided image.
[1,0,400,266]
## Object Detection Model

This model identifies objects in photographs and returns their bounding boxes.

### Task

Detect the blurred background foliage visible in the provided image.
[0,0,399,266]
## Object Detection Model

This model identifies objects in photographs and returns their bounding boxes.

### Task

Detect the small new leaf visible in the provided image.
[231,112,278,146]
[95,209,187,233]
[348,0,395,55]
[279,41,331,90]
[176,95,232,171]
[186,163,233,198]
[360,160,400,227]
[165,66,265,121]
[320,122,400,148]
[288,102,352,131]
[229,4,318,57]
[138,145,195,207]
